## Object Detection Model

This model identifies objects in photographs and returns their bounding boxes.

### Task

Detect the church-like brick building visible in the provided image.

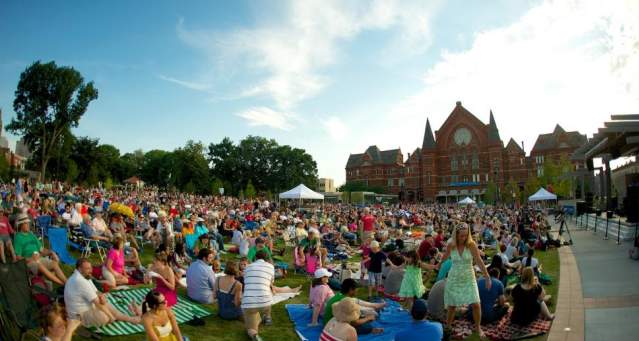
[345,101,586,202]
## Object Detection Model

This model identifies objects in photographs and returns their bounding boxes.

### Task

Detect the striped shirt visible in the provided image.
[240,259,274,309]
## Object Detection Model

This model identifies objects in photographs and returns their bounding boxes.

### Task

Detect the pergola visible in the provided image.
[572,114,639,211]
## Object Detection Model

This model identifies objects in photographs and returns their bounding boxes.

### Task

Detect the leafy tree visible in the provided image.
[524,176,541,198]
[245,179,256,199]
[0,156,9,182]
[484,181,498,205]
[104,177,114,190]
[171,141,210,194]
[337,181,385,194]
[142,150,173,187]
[502,179,521,204]
[7,61,98,181]
[211,178,224,196]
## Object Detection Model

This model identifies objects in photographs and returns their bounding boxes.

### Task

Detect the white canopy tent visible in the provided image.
[528,187,557,201]
[458,196,476,205]
[279,184,324,207]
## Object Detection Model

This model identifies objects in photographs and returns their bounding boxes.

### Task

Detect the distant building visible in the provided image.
[318,178,335,193]
[345,101,587,203]
[530,124,587,177]
[0,109,9,149]
[0,108,28,170]
[15,137,31,159]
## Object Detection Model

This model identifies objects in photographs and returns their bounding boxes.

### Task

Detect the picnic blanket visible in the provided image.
[451,309,552,340]
[175,279,299,305]
[286,299,415,341]
[96,288,212,336]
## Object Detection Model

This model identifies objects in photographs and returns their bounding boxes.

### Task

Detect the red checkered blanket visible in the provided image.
[451,309,552,340]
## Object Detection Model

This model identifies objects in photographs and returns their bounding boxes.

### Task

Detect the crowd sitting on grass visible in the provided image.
[0,179,566,340]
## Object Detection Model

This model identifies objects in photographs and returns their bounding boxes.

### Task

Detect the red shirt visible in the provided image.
[0,216,13,235]
[434,234,445,249]
[361,215,375,232]
[417,239,433,260]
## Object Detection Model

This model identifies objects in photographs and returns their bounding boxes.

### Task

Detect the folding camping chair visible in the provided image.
[79,223,106,262]
[0,260,42,341]
[46,227,77,266]
[36,215,51,240]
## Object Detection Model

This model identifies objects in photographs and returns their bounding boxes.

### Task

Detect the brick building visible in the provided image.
[530,124,588,177]
[345,101,584,203]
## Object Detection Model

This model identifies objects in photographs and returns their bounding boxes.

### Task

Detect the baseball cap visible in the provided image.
[314,268,331,279]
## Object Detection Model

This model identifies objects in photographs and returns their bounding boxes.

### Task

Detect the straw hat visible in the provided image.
[16,213,30,226]
[333,298,359,323]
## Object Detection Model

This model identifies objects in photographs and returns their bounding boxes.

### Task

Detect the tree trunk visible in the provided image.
[41,158,48,182]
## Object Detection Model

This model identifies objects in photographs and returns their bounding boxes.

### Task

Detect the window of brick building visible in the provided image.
[451,157,458,171]
[472,152,479,170]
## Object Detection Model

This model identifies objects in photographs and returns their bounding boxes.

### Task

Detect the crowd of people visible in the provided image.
[0,179,564,341]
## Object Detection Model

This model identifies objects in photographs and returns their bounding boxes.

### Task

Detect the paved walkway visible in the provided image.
[548,220,639,341]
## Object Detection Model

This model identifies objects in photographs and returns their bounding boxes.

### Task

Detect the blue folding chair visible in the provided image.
[244,221,258,231]
[46,227,76,266]
[36,215,51,239]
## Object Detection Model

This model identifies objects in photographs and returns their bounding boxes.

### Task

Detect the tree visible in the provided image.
[0,156,9,182]
[337,181,385,194]
[502,179,521,205]
[171,141,210,194]
[142,150,173,187]
[207,136,318,195]
[484,181,498,205]
[211,178,224,196]
[245,179,256,199]
[524,176,541,198]
[7,61,98,181]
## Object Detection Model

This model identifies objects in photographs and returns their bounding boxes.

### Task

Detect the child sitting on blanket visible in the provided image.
[308,268,335,326]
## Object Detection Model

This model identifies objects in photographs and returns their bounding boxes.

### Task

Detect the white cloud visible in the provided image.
[235,107,296,131]
[322,116,349,142]
[157,74,211,92]
[385,0,639,154]
[177,0,440,110]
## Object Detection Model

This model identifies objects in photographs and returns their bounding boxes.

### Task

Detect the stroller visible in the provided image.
[0,260,42,341]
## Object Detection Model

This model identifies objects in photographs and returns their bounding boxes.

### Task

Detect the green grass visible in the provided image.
[60,243,559,341]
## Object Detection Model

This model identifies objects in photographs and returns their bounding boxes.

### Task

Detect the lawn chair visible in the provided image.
[79,223,106,262]
[0,260,42,341]
[46,227,77,266]
[36,215,51,239]
[244,221,258,231]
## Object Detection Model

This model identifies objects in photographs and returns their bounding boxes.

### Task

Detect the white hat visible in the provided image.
[280,215,288,220]
[149,212,158,219]
[185,204,191,209]
[309,227,319,235]
[158,210,167,218]
[197,217,205,222]
[314,268,331,279]
[370,240,380,249]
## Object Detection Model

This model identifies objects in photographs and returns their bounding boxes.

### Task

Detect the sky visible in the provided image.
[1,0,638,185]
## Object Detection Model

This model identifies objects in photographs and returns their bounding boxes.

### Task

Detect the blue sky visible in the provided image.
[1,0,638,185]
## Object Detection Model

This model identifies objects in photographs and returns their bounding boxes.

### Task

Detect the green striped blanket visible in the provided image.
[96,288,212,336]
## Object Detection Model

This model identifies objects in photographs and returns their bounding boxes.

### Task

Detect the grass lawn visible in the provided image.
[62,242,559,341]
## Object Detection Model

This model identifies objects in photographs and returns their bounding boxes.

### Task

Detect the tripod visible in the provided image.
[557,215,573,245]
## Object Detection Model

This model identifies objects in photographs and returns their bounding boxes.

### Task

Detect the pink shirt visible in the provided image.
[309,284,334,313]
[0,216,13,235]
[106,249,125,275]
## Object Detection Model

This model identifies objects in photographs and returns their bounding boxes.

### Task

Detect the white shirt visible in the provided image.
[64,270,99,319]
[91,217,108,233]
[241,259,274,309]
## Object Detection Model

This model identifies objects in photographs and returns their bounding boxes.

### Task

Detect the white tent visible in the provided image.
[528,187,557,201]
[458,196,476,205]
[278,184,324,200]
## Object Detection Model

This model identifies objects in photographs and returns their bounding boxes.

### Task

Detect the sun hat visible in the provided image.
[149,211,158,219]
[333,298,360,323]
[16,213,30,226]
[314,268,331,279]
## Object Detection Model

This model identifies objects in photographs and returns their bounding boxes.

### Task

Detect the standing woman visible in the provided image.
[440,223,491,338]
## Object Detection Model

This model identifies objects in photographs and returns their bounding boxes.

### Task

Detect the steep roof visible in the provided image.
[488,110,501,142]
[422,119,436,149]
[532,126,587,152]
[346,146,402,168]
[506,138,524,153]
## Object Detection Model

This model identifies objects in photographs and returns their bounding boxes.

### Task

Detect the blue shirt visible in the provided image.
[477,277,504,320]
[186,259,216,304]
[436,259,452,282]
[394,320,443,341]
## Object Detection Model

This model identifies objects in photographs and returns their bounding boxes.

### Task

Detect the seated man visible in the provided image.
[323,279,385,335]
[13,214,67,285]
[186,248,216,304]
[394,299,443,341]
[473,268,508,324]
[247,237,272,263]
[65,258,140,327]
